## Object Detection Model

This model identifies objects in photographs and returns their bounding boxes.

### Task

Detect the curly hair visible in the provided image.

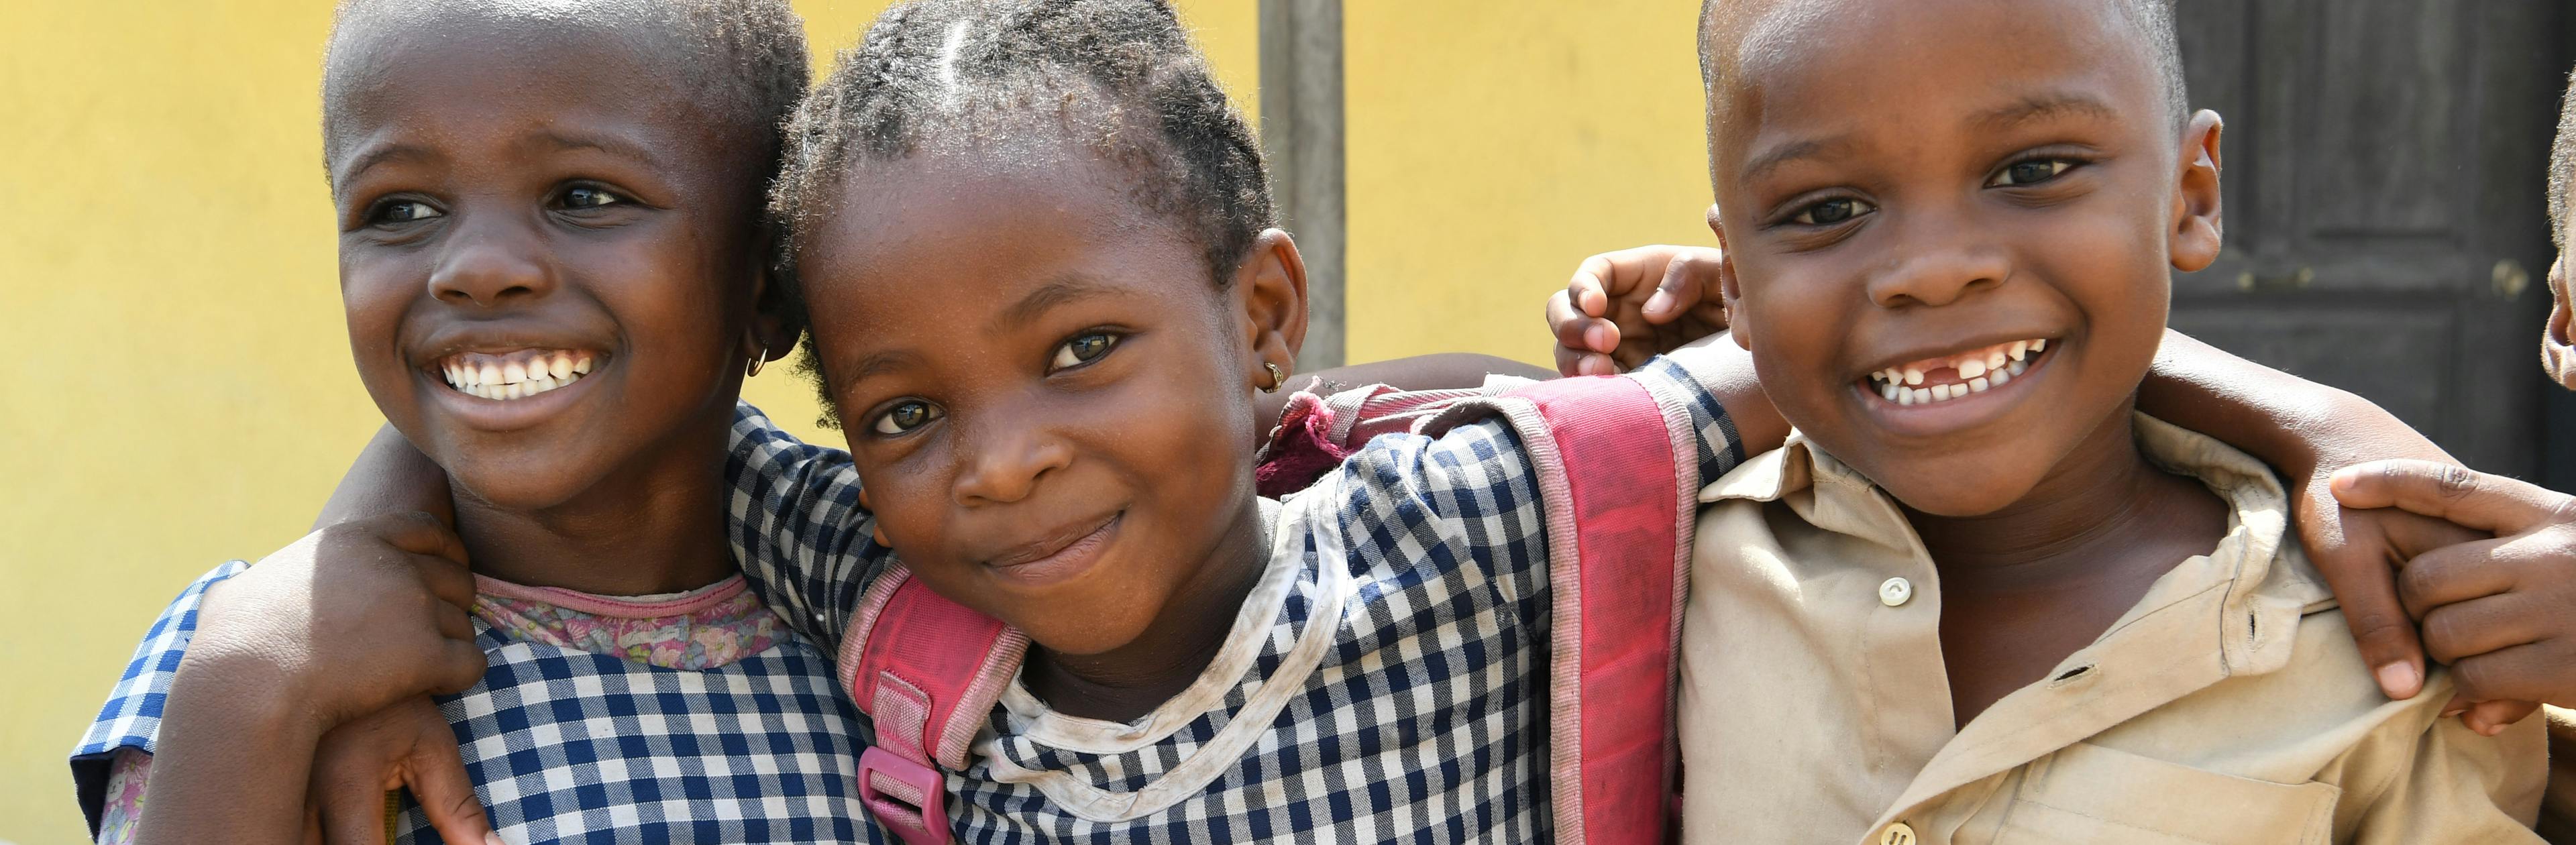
[767,0,1274,427]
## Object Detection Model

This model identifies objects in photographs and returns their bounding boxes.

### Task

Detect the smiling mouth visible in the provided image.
[985,512,1122,583]
[437,349,599,401]
[1864,338,2051,406]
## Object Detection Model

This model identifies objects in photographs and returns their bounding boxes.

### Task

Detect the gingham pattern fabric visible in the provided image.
[722,354,1743,844]
[72,564,881,844]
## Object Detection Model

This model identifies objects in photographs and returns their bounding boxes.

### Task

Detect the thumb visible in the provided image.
[2331,459,2562,536]
[406,729,502,845]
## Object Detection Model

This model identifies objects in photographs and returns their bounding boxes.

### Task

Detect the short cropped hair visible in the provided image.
[2551,65,2575,251]
[321,0,810,179]
[1697,0,2190,128]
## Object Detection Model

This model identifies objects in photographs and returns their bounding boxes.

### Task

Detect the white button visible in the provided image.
[1879,577,1913,607]
[1879,822,1919,845]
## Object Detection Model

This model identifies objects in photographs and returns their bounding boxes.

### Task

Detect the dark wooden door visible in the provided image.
[2169,0,2571,484]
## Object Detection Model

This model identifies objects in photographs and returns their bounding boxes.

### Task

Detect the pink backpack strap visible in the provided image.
[839,565,1030,845]
[1424,376,1691,845]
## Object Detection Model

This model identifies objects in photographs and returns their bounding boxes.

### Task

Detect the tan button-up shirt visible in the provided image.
[1678,414,2544,844]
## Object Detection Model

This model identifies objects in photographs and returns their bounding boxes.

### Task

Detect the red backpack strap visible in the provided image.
[839,565,1030,845]
[1424,375,1691,845]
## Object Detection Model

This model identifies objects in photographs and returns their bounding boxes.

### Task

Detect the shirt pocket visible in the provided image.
[1990,741,2340,845]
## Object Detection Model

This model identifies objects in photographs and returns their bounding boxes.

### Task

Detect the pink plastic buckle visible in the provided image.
[857,746,951,845]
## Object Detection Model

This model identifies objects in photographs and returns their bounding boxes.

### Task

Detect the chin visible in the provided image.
[1857,457,2049,518]
[440,449,611,513]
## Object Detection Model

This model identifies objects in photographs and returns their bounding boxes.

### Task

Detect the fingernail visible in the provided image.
[2375,663,2420,697]
[1585,325,1611,353]
[1644,290,1673,315]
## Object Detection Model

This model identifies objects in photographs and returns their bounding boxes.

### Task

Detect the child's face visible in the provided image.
[326,13,773,510]
[794,153,1299,657]
[1709,0,2223,516]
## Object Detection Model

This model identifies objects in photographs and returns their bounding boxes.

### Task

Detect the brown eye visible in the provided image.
[1990,158,2076,187]
[372,200,443,225]
[1049,332,1120,372]
[1790,197,1872,226]
[561,186,627,209]
[871,400,942,435]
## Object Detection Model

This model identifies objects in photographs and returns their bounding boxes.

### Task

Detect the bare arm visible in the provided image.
[315,424,451,530]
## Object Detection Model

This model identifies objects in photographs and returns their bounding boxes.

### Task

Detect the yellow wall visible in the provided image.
[0,3,1254,842]
[1344,1,1713,364]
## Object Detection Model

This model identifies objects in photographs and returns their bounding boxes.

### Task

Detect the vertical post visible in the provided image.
[1260,0,1346,370]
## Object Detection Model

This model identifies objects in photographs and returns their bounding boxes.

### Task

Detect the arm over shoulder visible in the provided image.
[722,402,898,650]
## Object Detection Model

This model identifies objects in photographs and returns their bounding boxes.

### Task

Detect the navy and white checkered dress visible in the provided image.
[70,562,880,844]
[724,355,1743,844]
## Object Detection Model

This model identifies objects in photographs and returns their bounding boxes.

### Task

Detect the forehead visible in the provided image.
[322,6,727,173]
[1707,0,2162,162]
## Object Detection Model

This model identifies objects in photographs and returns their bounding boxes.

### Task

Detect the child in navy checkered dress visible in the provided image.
[66,2,885,843]
[714,3,1770,841]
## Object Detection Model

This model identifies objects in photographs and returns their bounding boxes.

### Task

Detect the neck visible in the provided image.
[1025,496,1271,722]
[449,412,738,597]
[1904,406,2212,595]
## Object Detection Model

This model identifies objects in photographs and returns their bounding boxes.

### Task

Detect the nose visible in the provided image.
[426,212,553,307]
[951,414,1075,506]
[1862,218,2011,309]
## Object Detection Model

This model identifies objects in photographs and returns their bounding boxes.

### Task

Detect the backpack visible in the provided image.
[843,376,1691,845]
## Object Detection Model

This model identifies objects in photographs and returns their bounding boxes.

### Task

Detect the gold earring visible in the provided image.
[1262,361,1288,393]
[747,355,766,378]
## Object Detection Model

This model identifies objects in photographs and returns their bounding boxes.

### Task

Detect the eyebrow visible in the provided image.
[333,142,432,188]
[998,275,1122,331]
[838,349,928,394]
[1970,93,2120,132]
[1741,135,1854,182]
[533,130,664,169]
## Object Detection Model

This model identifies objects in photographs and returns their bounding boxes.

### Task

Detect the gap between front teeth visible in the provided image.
[440,350,596,401]
[1869,339,2043,406]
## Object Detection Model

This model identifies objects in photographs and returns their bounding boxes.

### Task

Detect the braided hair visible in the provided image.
[769,0,1274,424]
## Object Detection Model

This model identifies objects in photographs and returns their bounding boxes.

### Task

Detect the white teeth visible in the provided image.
[1898,386,1917,406]
[502,361,527,383]
[1989,368,2011,388]
[1903,368,1924,386]
[1986,350,2007,370]
[1881,382,1899,402]
[572,357,593,375]
[2008,341,2029,361]
[2008,359,2027,376]
[2031,339,2046,353]
[549,355,572,380]
[1968,377,1990,393]
[1957,359,1988,380]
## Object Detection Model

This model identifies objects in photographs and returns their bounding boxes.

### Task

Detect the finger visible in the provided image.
[1568,254,1620,316]
[2332,460,2567,536]
[409,552,478,612]
[1546,290,1589,348]
[434,599,476,643]
[435,640,492,696]
[2451,641,2575,706]
[2461,699,2542,737]
[1554,345,1587,379]
[375,510,471,567]
[405,726,498,845]
[2308,508,2427,699]
[2394,537,2517,619]
[314,744,392,845]
[1644,251,1719,325]
[2420,592,2544,665]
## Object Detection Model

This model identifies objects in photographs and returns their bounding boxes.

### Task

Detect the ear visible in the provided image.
[2544,255,2576,389]
[1232,229,1310,388]
[2168,110,2226,273]
[738,229,801,373]
[1709,203,1752,351]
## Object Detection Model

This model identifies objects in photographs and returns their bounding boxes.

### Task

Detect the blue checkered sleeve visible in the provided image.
[724,402,894,653]
[68,560,247,839]
[1631,351,1749,488]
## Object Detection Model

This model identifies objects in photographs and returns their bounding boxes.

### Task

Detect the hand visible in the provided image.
[309,697,499,845]
[2332,459,2576,733]
[186,511,489,735]
[1545,245,1729,376]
